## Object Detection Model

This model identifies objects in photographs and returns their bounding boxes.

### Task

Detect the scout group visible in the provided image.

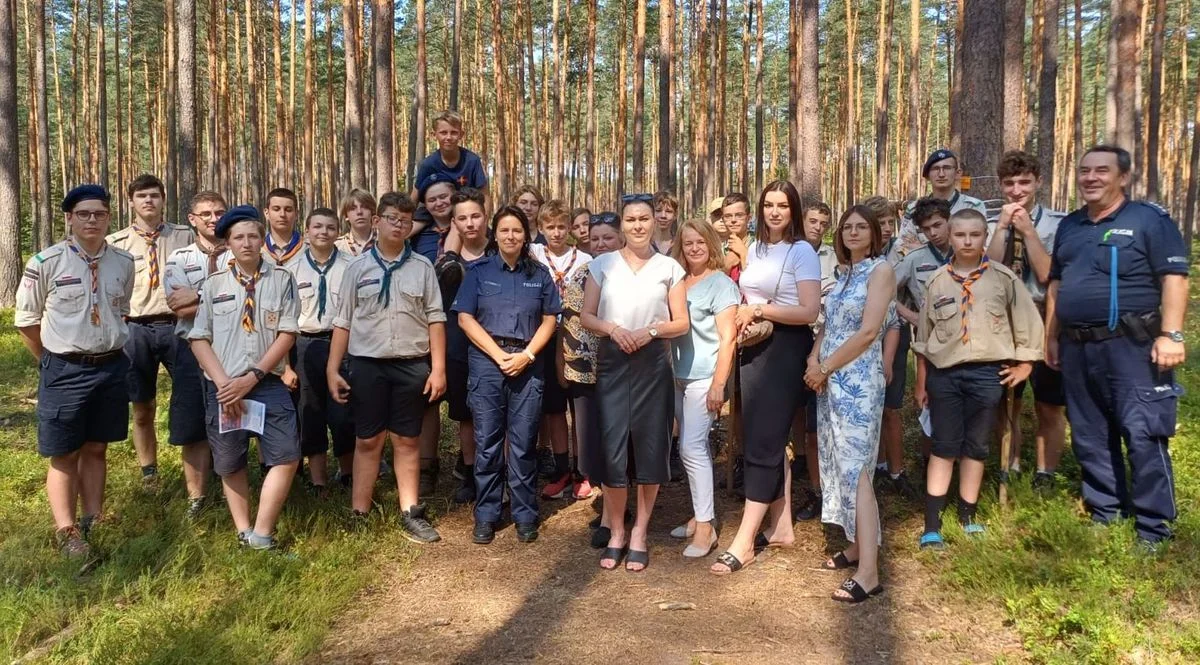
[17,110,1187,604]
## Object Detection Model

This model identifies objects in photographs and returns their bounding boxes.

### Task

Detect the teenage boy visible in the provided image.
[900,149,990,246]
[263,188,306,269]
[17,185,135,557]
[107,174,202,491]
[287,208,355,494]
[163,191,231,517]
[187,205,300,549]
[985,150,1068,488]
[530,200,593,498]
[720,192,753,274]
[336,188,378,256]
[411,110,489,208]
[651,190,680,255]
[912,209,1043,549]
[327,192,447,543]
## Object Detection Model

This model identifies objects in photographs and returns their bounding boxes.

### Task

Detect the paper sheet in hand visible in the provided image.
[918,407,932,437]
[219,400,266,435]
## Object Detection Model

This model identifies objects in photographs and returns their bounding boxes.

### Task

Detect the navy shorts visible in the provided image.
[927,362,1005,461]
[445,359,471,422]
[124,320,207,444]
[884,324,911,410]
[348,355,431,439]
[540,344,568,415]
[1015,361,1066,407]
[37,352,131,457]
[204,376,300,476]
[295,334,355,458]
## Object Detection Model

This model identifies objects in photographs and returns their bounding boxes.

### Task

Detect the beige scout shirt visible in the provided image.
[163,242,233,338]
[912,261,1044,370]
[15,240,135,354]
[335,231,376,257]
[286,248,353,333]
[187,263,300,379]
[107,222,195,318]
[332,251,446,359]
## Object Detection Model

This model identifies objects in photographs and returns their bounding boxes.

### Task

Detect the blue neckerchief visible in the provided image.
[370,243,412,307]
[926,242,952,266]
[266,230,303,262]
[305,247,338,320]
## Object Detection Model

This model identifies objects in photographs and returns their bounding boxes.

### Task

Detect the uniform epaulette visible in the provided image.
[1136,200,1170,217]
[33,246,64,263]
[106,227,132,241]
[166,222,193,231]
[110,246,135,261]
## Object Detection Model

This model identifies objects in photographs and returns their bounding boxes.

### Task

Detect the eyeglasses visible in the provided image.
[589,213,620,227]
[71,210,111,222]
[377,215,411,227]
[191,210,225,219]
[929,165,956,174]
[619,193,654,205]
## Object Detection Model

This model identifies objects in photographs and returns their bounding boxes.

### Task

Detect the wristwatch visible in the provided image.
[1161,330,1185,343]
[649,327,660,338]
[524,349,537,362]
[245,367,266,382]
[753,305,764,320]
[819,362,831,376]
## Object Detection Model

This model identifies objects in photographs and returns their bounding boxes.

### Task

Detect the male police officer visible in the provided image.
[107,174,203,492]
[1045,145,1188,550]
[16,185,135,557]
[900,149,990,246]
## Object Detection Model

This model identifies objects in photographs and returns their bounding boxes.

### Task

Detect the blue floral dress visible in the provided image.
[816,256,895,543]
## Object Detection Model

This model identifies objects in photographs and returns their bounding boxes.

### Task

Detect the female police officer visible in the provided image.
[452,206,562,545]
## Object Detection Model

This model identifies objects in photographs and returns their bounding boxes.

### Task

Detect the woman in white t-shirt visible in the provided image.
[712,180,822,575]
[582,197,690,573]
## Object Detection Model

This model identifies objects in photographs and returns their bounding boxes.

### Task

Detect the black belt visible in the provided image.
[1062,324,1124,343]
[54,350,124,366]
[493,336,529,350]
[127,314,177,325]
[299,330,333,339]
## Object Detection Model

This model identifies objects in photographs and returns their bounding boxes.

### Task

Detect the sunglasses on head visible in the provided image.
[589,212,620,227]
[619,193,654,205]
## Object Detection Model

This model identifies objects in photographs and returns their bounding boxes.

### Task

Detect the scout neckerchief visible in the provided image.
[66,237,103,325]
[305,247,339,321]
[547,247,578,294]
[435,223,452,259]
[948,190,960,210]
[342,230,376,256]
[232,259,264,333]
[134,223,165,289]
[926,241,952,267]
[370,243,412,307]
[198,239,227,276]
[948,256,990,345]
[266,230,304,264]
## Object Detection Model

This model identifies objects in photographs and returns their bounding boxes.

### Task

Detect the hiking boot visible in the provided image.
[572,477,595,500]
[55,526,90,558]
[141,471,160,494]
[541,473,573,500]
[399,504,441,543]
[794,489,821,521]
[453,471,476,504]
[891,472,920,502]
[515,522,539,543]
[185,496,207,520]
[473,521,496,545]
[1032,471,1057,494]
[418,460,439,497]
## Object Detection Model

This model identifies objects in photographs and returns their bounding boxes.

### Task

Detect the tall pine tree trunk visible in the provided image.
[798,0,819,196]
[34,0,52,248]
[1003,0,1025,151]
[631,0,646,191]
[177,0,197,223]
[873,0,894,195]
[374,0,395,194]
[1107,0,1139,152]
[97,0,109,188]
[344,0,365,190]
[1038,0,1059,200]
[657,0,673,192]
[0,0,20,305]
[585,0,596,205]
[303,0,315,210]
[907,0,921,196]
[960,0,1004,200]
[753,0,763,194]
[492,0,509,197]
[1145,0,1165,200]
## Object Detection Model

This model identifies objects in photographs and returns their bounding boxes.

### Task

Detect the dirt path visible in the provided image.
[312,477,1023,665]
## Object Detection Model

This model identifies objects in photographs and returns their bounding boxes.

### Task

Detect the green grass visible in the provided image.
[920,283,1200,664]
[0,308,424,664]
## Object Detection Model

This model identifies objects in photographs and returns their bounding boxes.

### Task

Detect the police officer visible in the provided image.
[899,149,990,247]
[452,206,561,545]
[163,190,231,517]
[287,208,355,494]
[16,185,135,557]
[1046,145,1188,550]
[107,174,203,491]
[188,205,301,550]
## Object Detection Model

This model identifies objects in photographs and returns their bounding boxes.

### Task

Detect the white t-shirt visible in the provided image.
[588,250,685,330]
[739,240,822,305]
[530,244,592,284]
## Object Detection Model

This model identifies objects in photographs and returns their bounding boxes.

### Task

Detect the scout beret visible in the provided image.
[922,149,958,179]
[61,184,111,212]
[215,205,262,239]
[416,172,454,201]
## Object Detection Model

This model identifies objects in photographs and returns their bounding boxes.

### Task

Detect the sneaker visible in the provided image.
[399,504,441,544]
[891,472,920,502]
[56,526,90,558]
[185,496,206,520]
[141,472,160,494]
[1135,538,1167,557]
[453,455,469,481]
[1032,471,1056,493]
[537,449,556,479]
[244,531,279,550]
[237,529,253,546]
[572,478,595,500]
[962,523,986,537]
[919,531,946,551]
[515,522,539,543]
[542,473,573,500]
[473,521,496,544]
[794,489,821,521]
[453,472,476,504]
[418,461,439,497]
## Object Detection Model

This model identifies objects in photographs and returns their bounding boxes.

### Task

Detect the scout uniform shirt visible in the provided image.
[15,239,135,354]
[107,222,195,318]
[163,241,233,337]
[993,204,1066,305]
[187,261,300,379]
[335,230,376,257]
[263,230,307,270]
[333,247,447,359]
[895,243,953,314]
[899,191,990,245]
[911,259,1044,370]
[287,248,353,333]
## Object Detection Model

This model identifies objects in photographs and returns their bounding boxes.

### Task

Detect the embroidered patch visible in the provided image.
[297,281,313,289]
[933,295,955,309]
[1104,228,1134,238]
[1168,256,1188,264]
[212,293,236,304]
[23,267,39,279]
[54,276,82,287]
[357,278,381,288]
[265,311,279,328]
[522,282,543,289]
[916,263,938,272]
[184,264,203,273]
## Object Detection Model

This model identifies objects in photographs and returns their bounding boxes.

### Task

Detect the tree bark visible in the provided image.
[374,0,395,194]
[414,0,427,189]
[738,0,750,191]
[97,0,109,189]
[658,0,674,192]
[1002,0,1025,151]
[1107,0,1139,152]
[0,0,20,305]
[450,0,462,110]
[907,0,921,195]
[1185,37,1200,249]
[33,0,52,248]
[960,0,1004,200]
[798,0,819,196]
[178,0,197,223]
[753,0,764,194]
[873,0,895,195]
[585,0,596,205]
[630,0,646,190]
[271,0,285,186]
[950,0,963,154]
[492,0,508,197]
[303,0,315,210]
[1072,0,1083,202]
[343,0,366,190]
[244,0,263,200]
[1038,0,1058,201]
[787,0,798,185]
[1145,0,1165,200]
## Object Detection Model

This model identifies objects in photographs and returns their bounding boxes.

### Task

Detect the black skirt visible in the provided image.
[739,323,814,503]
[595,338,674,487]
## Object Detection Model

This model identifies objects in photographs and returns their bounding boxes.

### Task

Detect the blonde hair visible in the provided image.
[339,188,377,219]
[537,199,570,228]
[671,219,726,272]
[433,110,464,130]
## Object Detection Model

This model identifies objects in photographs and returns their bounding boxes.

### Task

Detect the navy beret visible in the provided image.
[62,184,110,212]
[417,172,454,200]
[215,205,262,239]
[922,149,958,179]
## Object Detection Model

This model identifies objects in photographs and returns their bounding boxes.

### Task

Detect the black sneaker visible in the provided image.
[399,504,441,543]
[515,522,539,543]
[473,521,496,545]
[453,473,476,504]
[418,460,440,497]
[891,472,920,502]
[1032,471,1056,494]
[537,448,556,479]
[794,489,821,521]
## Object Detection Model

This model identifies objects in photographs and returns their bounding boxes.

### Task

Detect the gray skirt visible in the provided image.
[595,338,674,487]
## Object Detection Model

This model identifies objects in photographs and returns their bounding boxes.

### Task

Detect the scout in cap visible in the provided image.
[187,205,302,550]
[106,174,200,492]
[336,188,378,256]
[161,190,233,517]
[899,149,990,247]
[284,207,355,494]
[327,192,448,544]
[16,184,135,558]
[263,187,306,269]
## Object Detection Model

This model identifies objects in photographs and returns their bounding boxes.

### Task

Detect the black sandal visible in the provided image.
[753,532,792,553]
[710,550,752,576]
[600,546,627,570]
[822,551,859,571]
[831,578,883,604]
[625,549,650,572]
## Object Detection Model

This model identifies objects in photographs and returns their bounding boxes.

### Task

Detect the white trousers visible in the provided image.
[674,376,716,522]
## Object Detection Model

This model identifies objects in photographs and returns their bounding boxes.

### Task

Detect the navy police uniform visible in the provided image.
[1050,199,1188,542]
[451,254,562,527]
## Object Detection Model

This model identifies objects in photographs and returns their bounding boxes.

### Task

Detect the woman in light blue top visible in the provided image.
[669,219,740,558]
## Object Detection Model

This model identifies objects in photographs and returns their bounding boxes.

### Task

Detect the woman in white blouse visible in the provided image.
[581,197,690,573]
[712,180,822,575]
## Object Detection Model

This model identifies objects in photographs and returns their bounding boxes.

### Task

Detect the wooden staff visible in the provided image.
[999,211,1025,506]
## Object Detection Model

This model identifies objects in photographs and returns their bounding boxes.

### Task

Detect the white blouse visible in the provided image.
[739,240,822,305]
[588,251,685,330]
